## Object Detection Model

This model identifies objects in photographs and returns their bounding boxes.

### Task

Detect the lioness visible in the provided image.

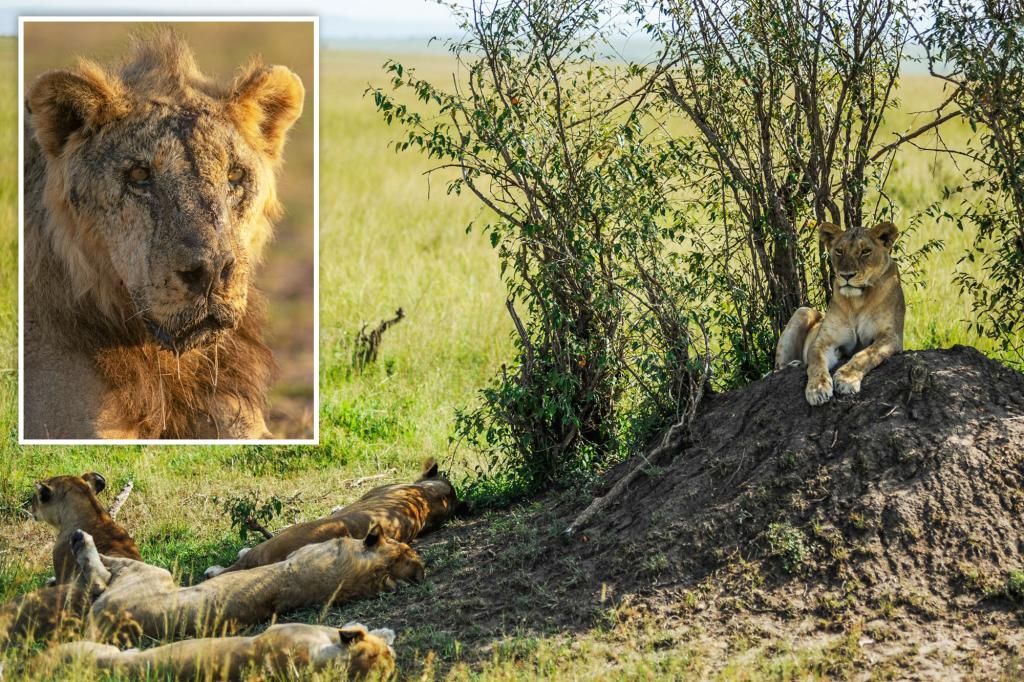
[24,31,304,438]
[70,525,423,642]
[775,221,905,405]
[206,459,465,578]
[31,472,140,583]
[0,473,141,645]
[48,622,396,680]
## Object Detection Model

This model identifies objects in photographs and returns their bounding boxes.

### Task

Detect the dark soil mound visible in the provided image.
[335,347,1024,669]
[580,346,1024,605]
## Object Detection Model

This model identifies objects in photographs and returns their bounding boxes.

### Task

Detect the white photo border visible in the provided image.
[18,15,320,445]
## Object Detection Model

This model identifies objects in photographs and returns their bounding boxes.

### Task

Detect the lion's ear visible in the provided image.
[869,221,898,250]
[35,482,53,504]
[364,524,382,549]
[818,222,844,250]
[228,63,304,161]
[370,627,396,646]
[28,63,127,157]
[338,623,368,645]
[82,472,106,495]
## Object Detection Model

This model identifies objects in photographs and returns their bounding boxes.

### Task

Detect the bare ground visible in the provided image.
[322,347,1024,679]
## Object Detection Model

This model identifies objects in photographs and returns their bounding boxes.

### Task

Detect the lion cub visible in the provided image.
[31,472,141,582]
[49,622,397,681]
[775,221,905,406]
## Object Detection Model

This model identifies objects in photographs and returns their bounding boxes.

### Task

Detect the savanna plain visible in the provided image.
[0,44,1016,679]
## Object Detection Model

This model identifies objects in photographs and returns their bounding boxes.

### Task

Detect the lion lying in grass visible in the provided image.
[24,31,304,438]
[31,472,140,583]
[70,525,422,642]
[48,622,396,680]
[206,459,465,578]
[1,473,140,645]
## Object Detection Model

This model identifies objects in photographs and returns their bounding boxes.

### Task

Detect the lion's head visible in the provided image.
[31,472,107,528]
[338,623,397,680]
[819,221,899,298]
[415,458,470,528]
[362,525,426,589]
[27,31,303,353]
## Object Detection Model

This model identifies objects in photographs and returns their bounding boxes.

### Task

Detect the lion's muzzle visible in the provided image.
[145,302,240,354]
[177,252,236,300]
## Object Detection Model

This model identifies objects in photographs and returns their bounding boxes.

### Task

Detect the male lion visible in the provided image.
[775,221,905,406]
[24,31,304,438]
[48,622,397,680]
[69,526,423,642]
[205,459,466,577]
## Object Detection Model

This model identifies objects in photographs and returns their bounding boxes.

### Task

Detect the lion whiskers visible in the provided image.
[123,305,151,324]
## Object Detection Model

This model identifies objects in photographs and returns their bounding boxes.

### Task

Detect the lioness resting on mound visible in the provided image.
[206,459,465,578]
[49,622,397,681]
[775,221,905,406]
[70,525,423,642]
[24,31,304,438]
[0,473,140,645]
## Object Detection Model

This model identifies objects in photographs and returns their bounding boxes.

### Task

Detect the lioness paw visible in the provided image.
[805,376,833,406]
[204,565,226,579]
[834,367,862,396]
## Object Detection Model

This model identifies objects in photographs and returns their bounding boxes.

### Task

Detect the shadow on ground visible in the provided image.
[323,347,1024,677]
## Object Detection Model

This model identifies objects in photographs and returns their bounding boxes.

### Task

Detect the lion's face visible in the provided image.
[361,529,425,588]
[59,107,274,351]
[820,221,899,298]
[338,623,397,680]
[28,36,303,353]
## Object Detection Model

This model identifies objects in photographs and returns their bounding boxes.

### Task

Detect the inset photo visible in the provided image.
[19,18,317,442]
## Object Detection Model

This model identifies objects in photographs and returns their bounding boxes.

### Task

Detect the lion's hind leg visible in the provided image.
[43,640,124,671]
[70,531,111,597]
[775,307,824,370]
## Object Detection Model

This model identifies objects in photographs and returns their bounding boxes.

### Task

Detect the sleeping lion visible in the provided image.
[68,526,422,643]
[48,622,397,680]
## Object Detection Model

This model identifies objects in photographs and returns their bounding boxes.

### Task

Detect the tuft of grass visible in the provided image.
[766,522,810,574]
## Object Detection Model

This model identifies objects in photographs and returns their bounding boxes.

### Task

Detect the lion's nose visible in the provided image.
[838,271,856,281]
[177,254,236,297]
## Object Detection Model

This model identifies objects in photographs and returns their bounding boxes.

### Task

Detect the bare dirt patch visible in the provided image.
[330,347,1024,678]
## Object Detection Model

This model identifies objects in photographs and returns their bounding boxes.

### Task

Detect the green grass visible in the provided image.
[0,42,1019,680]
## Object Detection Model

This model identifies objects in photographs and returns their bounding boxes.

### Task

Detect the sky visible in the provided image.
[0,0,465,38]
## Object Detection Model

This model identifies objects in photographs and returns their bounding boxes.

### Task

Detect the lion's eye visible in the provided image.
[227,166,246,185]
[834,249,844,256]
[861,249,872,257]
[127,164,151,186]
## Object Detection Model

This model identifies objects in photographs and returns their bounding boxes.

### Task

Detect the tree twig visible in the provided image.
[505,299,535,385]
[243,518,273,541]
[345,469,398,489]
[564,422,687,536]
[352,308,405,370]
[869,109,963,162]
[108,481,133,519]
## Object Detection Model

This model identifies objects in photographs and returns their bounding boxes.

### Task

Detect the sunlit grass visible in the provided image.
[0,42,1017,680]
